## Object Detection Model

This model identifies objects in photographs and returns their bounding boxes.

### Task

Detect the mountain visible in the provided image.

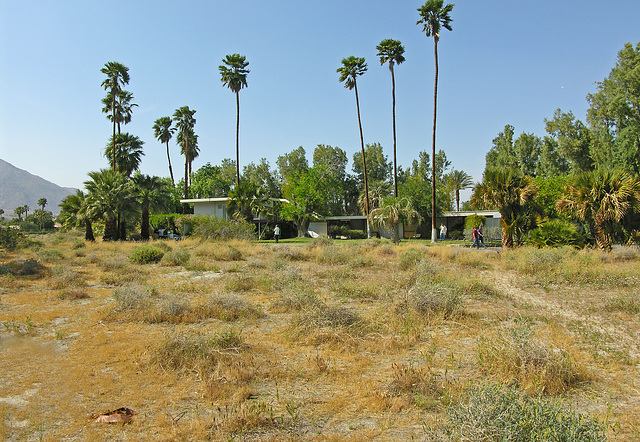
[0,159,78,218]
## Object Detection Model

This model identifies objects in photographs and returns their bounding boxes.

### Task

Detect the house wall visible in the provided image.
[193,202,228,220]
[308,222,327,237]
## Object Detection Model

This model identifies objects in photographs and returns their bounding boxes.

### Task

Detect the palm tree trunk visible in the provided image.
[85,221,95,242]
[235,91,241,186]
[431,38,439,244]
[354,81,371,239]
[141,205,150,240]
[391,64,398,198]
[166,141,175,185]
[112,96,117,171]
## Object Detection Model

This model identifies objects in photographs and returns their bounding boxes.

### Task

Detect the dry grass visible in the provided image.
[0,234,637,440]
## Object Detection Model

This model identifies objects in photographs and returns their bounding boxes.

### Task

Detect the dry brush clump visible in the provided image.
[477,323,588,395]
[289,303,371,347]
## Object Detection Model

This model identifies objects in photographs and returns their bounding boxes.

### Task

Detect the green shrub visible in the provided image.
[443,384,607,441]
[36,248,64,263]
[0,258,44,276]
[176,215,255,240]
[161,249,190,266]
[0,228,25,250]
[399,248,423,270]
[129,245,165,264]
[528,218,586,248]
[398,281,462,319]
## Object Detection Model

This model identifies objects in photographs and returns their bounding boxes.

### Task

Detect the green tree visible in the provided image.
[536,136,570,178]
[557,170,640,250]
[544,109,592,173]
[58,190,94,241]
[471,169,538,248]
[14,206,24,221]
[313,144,348,214]
[37,198,47,211]
[173,106,197,206]
[485,124,518,173]
[377,38,406,197]
[370,197,420,244]
[100,61,131,170]
[281,167,333,237]
[104,133,144,177]
[243,158,281,198]
[277,146,309,184]
[352,142,392,185]
[133,173,172,240]
[219,54,250,186]
[153,116,176,185]
[84,169,137,241]
[338,55,371,237]
[446,169,473,212]
[417,0,454,243]
[190,163,233,198]
[587,42,640,174]
[359,180,393,213]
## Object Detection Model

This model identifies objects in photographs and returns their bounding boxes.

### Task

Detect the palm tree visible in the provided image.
[417,0,454,243]
[104,133,145,177]
[84,169,136,240]
[370,197,421,244]
[173,106,197,207]
[446,169,473,211]
[133,174,171,240]
[58,190,94,241]
[219,54,250,186]
[102,90,137,135]
[358,180,393,214]
[557,170,640,250]
[338,56,371,237]
[37,198,47,211]
[153,116,176,185]
[471,169,538,248]
[376,39,406,198]
[14,206,24,221]
[100,61,131,169]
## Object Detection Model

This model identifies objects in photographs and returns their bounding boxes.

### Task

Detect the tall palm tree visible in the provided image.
[417,0,454,243]
[471,169,538,248]
[84,169,137,241]
[102,90,137,135]
[153,116,176,185]
[100,61,131,169]
[58,190,94,241]
[173,106,197,207]
[557,170,640,250]
[370,196,421,244]
[338,55,371,237]
[37,198,47,211]
[376,39,406,198]
[133,173,172,240]
[447,169,473,211]
[104,133,145,177]
[219,54,250,186]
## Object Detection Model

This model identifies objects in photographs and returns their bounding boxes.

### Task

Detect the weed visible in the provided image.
[399,248,423,270]
[49,266,85,289]
[57,288,90,300]
[160,248,190,266]
[36,248,64,263]
[397,281,463,319]
[225,274,257,292]
[203,294,264,321]
[604,293,640,314]
[129,245,165,264]
[442,384,607,441]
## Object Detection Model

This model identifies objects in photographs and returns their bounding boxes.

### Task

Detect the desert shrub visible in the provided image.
[378,242,396,256]
[153,241,173,252]
[331,278,380,300]
[155,329,245,375]
[290,304,370,344]
[399,248,423,270]
[58,288,90,300]
[129,245,165,264]
[385,363,439,404]
[308,236,333,248]
[0,228,25,250]
[36,248,64,263]
[161,249,190,266]
[203,294,264,321]
[461,278,503,299]
[477,323,585,395]
[451,248,493,269]
[225,274,257,292]
[443,384,607,441]
[0,258,44,277]
[195,243,243,261]
[397,281,462,319]
[270,288,322,313]
[528,219,586,248]
[501,246,576,276]
[274,245,306,261]
[111,283,155,314]
[177,215,255,240]
[49,266,85,289]
[314,245,353,265]
[71,239,85,250]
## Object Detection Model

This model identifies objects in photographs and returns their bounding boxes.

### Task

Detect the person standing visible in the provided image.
[439,223,447,241]
[274,224,281,244]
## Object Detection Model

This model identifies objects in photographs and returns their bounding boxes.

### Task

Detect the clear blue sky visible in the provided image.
[1,1,639,198]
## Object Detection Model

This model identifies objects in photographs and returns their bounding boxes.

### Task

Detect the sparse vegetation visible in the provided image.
[0,234,638,440]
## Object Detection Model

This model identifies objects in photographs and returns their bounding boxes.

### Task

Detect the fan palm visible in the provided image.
[338,56,371,237]
[104,133,144,177]
[219,54,250,186]
[153,117,176,185]
[557,170,640,250]
[133,173,172,240]
[447,169,473,211]
[102,90,137,135]
[84,169,137,241]
[358,180,393,213]
[377,39,406,197]
[100,61,131,169]
[58,190,94,241]
[471,169,538,248]
[370,196,421,243]
[417,0,454,243]
[173,106,197,205]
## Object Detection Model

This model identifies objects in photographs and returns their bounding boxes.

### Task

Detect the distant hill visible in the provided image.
[0,159,78,218]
